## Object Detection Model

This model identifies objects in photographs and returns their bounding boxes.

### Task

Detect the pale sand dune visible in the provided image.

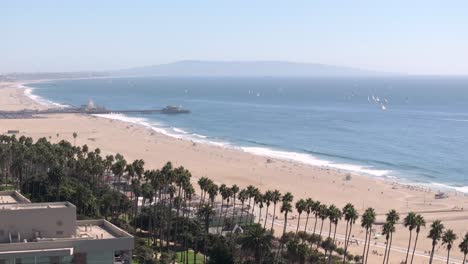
[1,82,467,263]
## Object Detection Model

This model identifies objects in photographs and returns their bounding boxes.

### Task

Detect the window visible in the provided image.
[56,231,64,235]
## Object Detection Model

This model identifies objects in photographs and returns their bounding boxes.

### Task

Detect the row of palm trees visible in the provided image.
[196,180,468,264]
[2,134,468,263]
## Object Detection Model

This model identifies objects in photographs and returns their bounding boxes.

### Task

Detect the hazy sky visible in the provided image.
[1,0,468,75]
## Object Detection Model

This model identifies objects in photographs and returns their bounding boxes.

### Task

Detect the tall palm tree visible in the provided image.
[278,200,293,263]
[270,190,281,231]
[303,198,313,232]
[255,192,264,224]
[459,232,468,264]
[442,229,457,264]
[238,189,248,224]
[410,214,426,264]
[295,199,307,235]
[311,200,321,235]
[428,220,445,264]
[197,204,215,264]
[383,209,399,264]
[281,200,293,236]
[263,190,273,228]
[403,212,417,264]
[240,224,274,264]
[318,204,328,238]
[382,222,394,264]
[246,185,256,221]
[361,207,376,264]
[197,177,209,206]
[342,203,358,264]
[231,184,239,222]
[218,184,228,233]
[327,205,341,240]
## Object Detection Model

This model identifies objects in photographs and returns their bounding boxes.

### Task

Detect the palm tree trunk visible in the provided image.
[429,243,436,264]
[343,223,352,264]
[386,233,393,264]
[282,213,288,236]
[365,227,372,264]
[383,238,389,264]
[446,249,450,264]
[332,223,338,244]
[217,199,224,234]
[257,206,262,224]
[271,203,277,231]
[328,221,332,238]
[304,212,310,232]
[362,229,369,264]
[313,215,318,234]
[264,205,269,228]
[410,231,420,264]
[462,253,466,264]
[295,213,301,235]
[239,202,245,224]
[405,230,412,264]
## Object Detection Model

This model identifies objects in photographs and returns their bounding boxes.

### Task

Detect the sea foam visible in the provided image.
[241,146,391,177]
[23,85,70,108]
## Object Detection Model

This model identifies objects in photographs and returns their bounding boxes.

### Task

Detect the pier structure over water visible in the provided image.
[0,100,190,119]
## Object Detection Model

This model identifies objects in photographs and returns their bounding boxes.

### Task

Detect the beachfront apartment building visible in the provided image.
[0,191,134,264]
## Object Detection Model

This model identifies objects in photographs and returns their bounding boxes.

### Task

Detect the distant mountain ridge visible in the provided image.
[114,60,385,77]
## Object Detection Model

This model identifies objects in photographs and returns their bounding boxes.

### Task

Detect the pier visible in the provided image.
[0,100,190,119]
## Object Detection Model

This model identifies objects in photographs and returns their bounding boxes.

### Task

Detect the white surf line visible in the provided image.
[252,209,463,264]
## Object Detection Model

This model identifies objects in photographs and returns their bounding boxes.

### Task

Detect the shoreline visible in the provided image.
[2,80,468,262]
[20,80,468,195]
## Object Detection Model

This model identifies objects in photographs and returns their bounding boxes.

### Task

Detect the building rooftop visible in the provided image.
[0,201,73,211]
[0,191,31,204]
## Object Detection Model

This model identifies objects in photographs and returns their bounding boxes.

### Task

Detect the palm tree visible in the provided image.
[361,207,376,264]
[442,229,457,264]
[255,192,264,224]
[279,200,293,263]
[218,184,228,233]
[327,205,341,240]
[240,224,274,264]
[72,132,77,146]
[231,184,239,223]
[318,204,328,239]
[428,220,445,264]
[383,209,399,264]
[238,189,248,224]
[303,198,313,232]
[197,177,209,206]
[459,232,468,264]
[295,199,307,235]
[270,190,281,231]
[382,222,394,264]
[263,190,273,228]
[281,200,293,236]
[198,203,215,264]
[410,214,425,264]
[403,212,417,264]
[311,200,321,235]
[342,203,358,264]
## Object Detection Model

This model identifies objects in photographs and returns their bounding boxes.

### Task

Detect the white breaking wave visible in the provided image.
[429,182,468,194]
[241,147,391,177]
[93,113,229,148]
[23,85,71,108]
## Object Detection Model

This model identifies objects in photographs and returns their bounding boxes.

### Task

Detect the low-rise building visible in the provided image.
[0,191,133,264]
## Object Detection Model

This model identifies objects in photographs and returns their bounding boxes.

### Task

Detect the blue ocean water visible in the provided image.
[27,77,468,192]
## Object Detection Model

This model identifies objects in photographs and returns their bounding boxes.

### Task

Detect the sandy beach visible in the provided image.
[1,81,467,263]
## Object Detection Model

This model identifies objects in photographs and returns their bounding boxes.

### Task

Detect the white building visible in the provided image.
[0,191,134,264]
